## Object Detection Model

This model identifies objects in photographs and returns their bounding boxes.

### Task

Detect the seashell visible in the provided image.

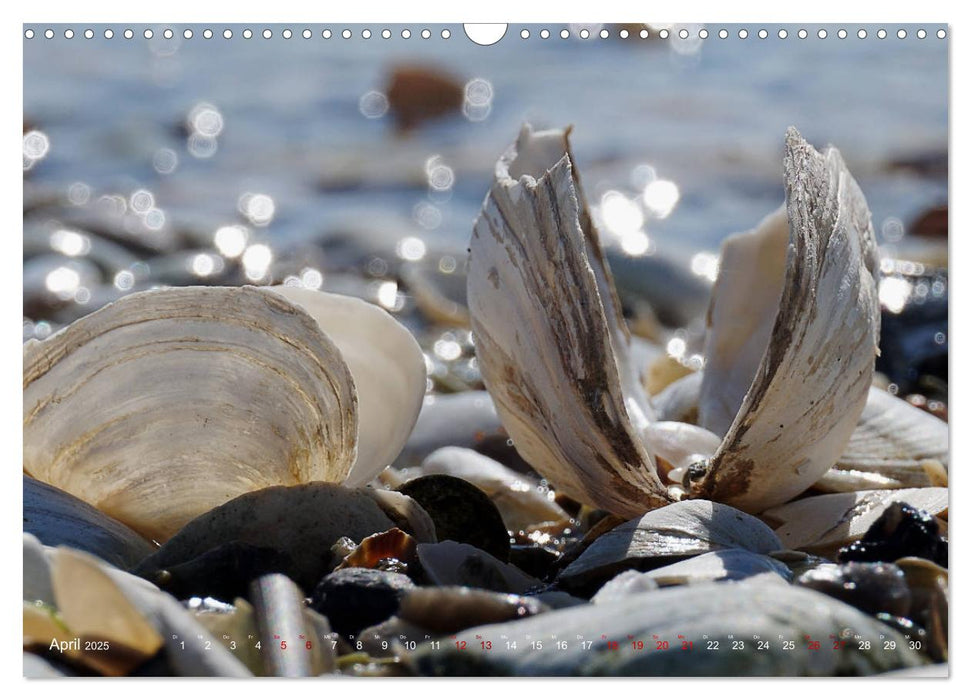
[815,386,949,492]
[895,557,948,662]
[467,124,880,518]
[335,528,418,572]
[23,533,55,606]
[23,285,425,541]
[268,286,426,488]
[555,500,782,595]
[360,488,438,544]
[403,580,923,676]
[762,487,948,557]
[651,371,703,424]
[400,258,470,327]
[134,483,397,592]
[593,549,791,601]
[643,354,696,396]
[415,541,542,595]
[650,374,948,493]
[397,586,549,635]
[48,547,164,676]
[24,476,155,570]
[250,574,334,677]
[420,447,570,532]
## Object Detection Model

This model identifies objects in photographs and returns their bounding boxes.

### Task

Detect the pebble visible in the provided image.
[398,474,511,561]
[309,567,416,638]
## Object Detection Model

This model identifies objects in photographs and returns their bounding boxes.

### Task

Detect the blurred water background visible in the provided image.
[23,23,948,370]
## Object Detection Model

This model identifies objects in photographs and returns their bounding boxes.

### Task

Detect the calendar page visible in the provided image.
[22,18,949,679]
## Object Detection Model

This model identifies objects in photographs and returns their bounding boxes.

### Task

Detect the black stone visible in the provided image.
[796,562,911,618]
[508,544,562,581]
[838,502,947,568]
[397,474,511,562]
[135,541,294,602]
[309,567,415,638]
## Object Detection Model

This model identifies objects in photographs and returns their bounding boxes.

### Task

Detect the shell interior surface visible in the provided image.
[467,124,882,517]
[23,286,358,541]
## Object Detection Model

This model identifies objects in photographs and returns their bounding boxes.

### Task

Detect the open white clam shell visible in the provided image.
[467,125,880,517]
[23,285,425,541]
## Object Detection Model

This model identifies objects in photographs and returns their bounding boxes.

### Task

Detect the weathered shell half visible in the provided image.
[467,124,880,517]
[694,131,881,511]
[815,386,949,492]
[762,487,948,555]
[23,285,425,541]
[468,124,668,517]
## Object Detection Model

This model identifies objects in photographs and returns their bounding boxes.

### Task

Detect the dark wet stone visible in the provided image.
[508,544,561,581]
[309,567,415,638]
[140,541,294,602]
[397,475,511,562]
[796,562,911,618]
[134,483,395,593]
[839,502,947,568]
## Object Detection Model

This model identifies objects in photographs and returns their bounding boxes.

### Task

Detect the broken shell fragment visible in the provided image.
[467,125,880,518]
[556,500,782,595]
[762,487,948,556]
[815,386,949,492]
[23,285,425,541]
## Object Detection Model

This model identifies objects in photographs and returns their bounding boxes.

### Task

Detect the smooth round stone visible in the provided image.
[24,476,156,571]
[397,475,510,561]
[403,580,924,676]
[141,542,295,602]
[421,447,570,533]
[135,484,395,593]
[309,567,415,638]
